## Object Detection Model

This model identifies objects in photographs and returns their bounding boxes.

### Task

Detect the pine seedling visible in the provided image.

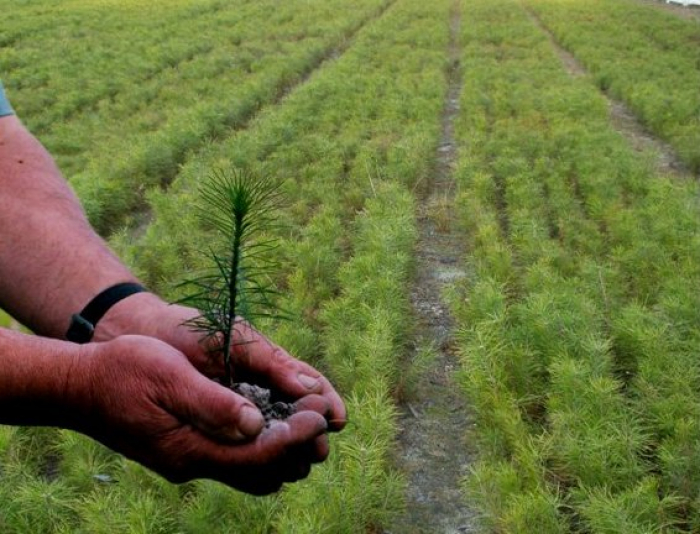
[178,167,284,390]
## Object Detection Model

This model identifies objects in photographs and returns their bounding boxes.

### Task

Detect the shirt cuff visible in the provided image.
[0,81,15,117]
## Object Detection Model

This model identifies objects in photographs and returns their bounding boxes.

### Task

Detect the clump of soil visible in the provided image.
[233,382,297,426]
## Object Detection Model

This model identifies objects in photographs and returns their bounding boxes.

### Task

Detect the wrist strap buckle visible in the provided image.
[66,282,146,343]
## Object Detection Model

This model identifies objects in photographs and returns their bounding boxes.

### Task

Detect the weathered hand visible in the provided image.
[0,111,343,494]
[73,335,330,494]
[95,294,347,433]
[167,307,347,433]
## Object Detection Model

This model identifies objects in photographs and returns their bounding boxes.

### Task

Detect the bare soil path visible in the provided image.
[389,3,478,533]
[524,4,695,180]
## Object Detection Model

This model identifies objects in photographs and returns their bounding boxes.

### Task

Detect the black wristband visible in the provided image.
[65,282,147,343]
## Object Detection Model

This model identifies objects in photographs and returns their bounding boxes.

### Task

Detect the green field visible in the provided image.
[2,0,700,531]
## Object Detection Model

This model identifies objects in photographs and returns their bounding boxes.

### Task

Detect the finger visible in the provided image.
[276,364,347,432]
[279,458,312,484]
[163,368,265,442]
[234,477,285,496]
[283,433,330,467]
[200,412,327,490]
[294,394,332,418]
[294,394,347,433]
[275,429,330,468]
[311,433,330,463]
[175,410,327,472]
[290,462,312,482]
[232,328,348,430]
[249,411,328,465]
[138,426,286,494]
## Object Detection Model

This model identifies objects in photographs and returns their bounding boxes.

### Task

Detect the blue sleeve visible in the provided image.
[0,80,15,117]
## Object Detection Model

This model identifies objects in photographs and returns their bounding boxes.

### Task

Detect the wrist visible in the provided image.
[66,282,147,343]
[0,329,86,428]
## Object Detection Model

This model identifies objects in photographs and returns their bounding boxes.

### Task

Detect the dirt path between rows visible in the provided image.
[524,4,694,180]
[389,3,478,534]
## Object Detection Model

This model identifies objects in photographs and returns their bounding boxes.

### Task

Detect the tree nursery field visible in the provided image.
[1,0,700,532]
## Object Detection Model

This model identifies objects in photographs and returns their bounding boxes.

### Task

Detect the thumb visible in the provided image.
[167,371,265,442]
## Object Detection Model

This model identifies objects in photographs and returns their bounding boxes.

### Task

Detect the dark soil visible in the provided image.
[233,382,297,426]
[390,3,479,533]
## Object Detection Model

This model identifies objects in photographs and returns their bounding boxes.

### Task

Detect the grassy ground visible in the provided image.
[452,0,700,531]
[527,0,700,173]
[1,0,448,531]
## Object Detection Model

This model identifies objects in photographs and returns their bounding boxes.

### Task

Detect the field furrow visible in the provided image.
[524,3,693,182]
[392,2,479,532]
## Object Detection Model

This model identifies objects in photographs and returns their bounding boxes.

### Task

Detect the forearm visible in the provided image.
[0,116,295,379]
[0,327,82,427]
[0,115,143,338]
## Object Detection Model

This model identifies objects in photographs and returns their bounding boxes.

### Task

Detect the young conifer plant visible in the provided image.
[178,167,294,422]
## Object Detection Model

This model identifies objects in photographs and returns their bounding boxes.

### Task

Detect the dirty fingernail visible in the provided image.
[298,373,320,390]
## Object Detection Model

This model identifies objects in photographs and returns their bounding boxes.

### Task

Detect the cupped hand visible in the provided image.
[95,294,347,433]
[72,335,330,494]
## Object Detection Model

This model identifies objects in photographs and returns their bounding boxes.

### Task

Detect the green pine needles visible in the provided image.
[178,167,283,388]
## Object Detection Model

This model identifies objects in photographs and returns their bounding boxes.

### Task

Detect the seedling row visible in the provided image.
[1,0,390,235]
[452,0,700,531]
[1,0,451,531]
[526,0,700,173]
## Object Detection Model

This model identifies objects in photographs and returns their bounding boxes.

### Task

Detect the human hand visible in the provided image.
[95,293,347,433]
[71,335,331,494]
